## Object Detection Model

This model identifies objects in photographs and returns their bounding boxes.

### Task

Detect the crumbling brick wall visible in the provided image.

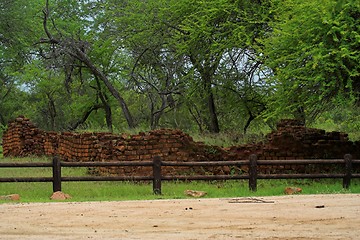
[2,117,359,176]
[228,119,360,173]
[2,116,45,157]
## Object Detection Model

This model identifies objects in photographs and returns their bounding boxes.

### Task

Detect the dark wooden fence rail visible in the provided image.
[158,154,360,193]
[0,154,359,195]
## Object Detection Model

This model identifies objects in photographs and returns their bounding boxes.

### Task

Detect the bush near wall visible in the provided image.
[2,117,360,176]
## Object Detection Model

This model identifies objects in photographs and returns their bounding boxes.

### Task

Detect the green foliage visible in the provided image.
[104,0,274,132]
[263,0,360,121]
[1,0,360,137]
[0,0,44,126]
[310,103,360,141]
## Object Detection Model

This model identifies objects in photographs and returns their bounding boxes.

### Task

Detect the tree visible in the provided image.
[0,0,275,134]
[215,49,270,133]
[108,0,272,133]
[38,0,136,129]
[102,0,187,130]
[263,0,360,122]
[0,0,43,127]
[130,52,185,129]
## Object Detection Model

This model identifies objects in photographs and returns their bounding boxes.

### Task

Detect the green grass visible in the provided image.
[0,179,358,203]
[1,156,359,203]
[1,179,358,203]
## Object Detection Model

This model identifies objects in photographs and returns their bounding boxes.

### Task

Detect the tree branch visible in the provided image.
[42,0,58,44]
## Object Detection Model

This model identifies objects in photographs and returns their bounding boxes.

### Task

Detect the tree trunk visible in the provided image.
[96,78,113,132]
[104,104,112,132]
[72,48,136,129]
[69,104,103,131]
[46,92,56,130]
[244,113,255,134]
[294,106,306,126]
[151,95,167,129]
[202,70,220,133]
[187,104,204,132]
[189,54,220,133]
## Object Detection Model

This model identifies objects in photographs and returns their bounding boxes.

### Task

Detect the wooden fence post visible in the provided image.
[52,156,62,192]
[153,156,162,195]
[249,154,258,192]
[343,154,352,189]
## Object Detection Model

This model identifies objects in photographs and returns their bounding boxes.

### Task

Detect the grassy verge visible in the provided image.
[1,156,360,203]
[1,179,359,203]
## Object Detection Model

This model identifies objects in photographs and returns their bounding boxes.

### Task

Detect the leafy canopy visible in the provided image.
[263,0,360,119]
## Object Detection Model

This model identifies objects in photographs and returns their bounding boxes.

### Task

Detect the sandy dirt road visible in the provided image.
[0,194,359,240]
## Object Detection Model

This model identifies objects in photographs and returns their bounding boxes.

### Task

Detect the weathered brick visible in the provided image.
[3,116,360,176]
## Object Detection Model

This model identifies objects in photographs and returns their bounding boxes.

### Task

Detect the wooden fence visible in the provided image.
[0,154,359,195]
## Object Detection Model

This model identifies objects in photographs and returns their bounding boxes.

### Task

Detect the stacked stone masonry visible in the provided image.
[2,117,360,176]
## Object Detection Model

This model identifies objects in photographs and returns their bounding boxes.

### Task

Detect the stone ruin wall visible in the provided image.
[2,116,360,176]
